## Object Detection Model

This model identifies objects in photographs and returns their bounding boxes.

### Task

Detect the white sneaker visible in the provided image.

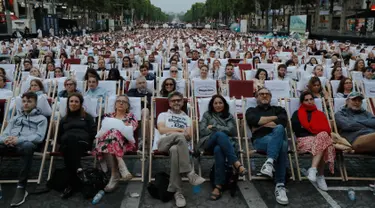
[307,168,317,182]
[260,161,274,178]
[316,176,328,191]
[104,172,120,192]
[275,185,289,205]
[187,171,205,186]
[174,192,186,207]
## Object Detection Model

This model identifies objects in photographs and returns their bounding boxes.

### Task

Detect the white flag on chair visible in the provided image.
[193,80,217,97]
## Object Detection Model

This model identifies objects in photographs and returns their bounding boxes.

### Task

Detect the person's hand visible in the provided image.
[4,136,17,146]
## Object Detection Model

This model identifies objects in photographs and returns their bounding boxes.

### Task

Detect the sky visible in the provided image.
[150,0,206,13]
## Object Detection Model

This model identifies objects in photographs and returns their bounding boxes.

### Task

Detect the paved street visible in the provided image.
[0,155,374,208]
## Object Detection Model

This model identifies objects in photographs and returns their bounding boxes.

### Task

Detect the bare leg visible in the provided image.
[317,159,325,176]
[311,151,324,169]
[352,133,375,153]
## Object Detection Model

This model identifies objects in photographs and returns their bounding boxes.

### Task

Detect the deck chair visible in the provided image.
[45,97,103,180]
[194,97,244,179]
[148,97,190,181]
[105,95,146,182]
[242,97,295,181]
[264,80,292,99]
[98,80,119,96]
[192,79,217,98]
[228,80,254,99]
[0,97,56,184]
[286,98,345,181]
[126,80,154,94]
[329,98,373,181]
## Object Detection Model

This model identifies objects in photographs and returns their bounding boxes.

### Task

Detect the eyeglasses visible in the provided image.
[170,99,182,103]
[170,71,178,73]
[344,82,352,84]
[116,100,128,104]
[65,83,74,86]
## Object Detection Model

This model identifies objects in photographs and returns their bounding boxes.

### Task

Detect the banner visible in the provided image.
[289,15,307,34]
[193,80,217,97]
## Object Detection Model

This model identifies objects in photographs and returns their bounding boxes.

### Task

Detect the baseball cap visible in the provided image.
[346,92,364,100]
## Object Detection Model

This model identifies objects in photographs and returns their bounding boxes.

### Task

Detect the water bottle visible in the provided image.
[348,188,355,201]
[0,184,2,200]
[92,190,105,205]
[193,185,201,194]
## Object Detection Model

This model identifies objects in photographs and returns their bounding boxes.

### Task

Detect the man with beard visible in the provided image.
[156,91,205,207]
[275,64,289,81]
[220,63,240,83]
[245,88,289,205]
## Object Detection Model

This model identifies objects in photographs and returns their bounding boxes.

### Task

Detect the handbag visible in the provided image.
[78,168,108,199]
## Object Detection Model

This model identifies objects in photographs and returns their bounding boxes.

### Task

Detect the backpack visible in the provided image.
[79,168,108,199]
[47,168,70,192]
[209,163,238,197]
[147,172,175,202]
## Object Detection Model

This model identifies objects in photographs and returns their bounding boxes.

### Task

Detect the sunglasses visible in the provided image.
[170,71,178,73]
[116,100,128,104]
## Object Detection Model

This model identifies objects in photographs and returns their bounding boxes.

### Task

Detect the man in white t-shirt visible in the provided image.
[156,91,205,208]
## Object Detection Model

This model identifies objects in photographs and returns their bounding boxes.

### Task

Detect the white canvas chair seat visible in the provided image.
[192,79,217,97]
[363,81,375,98]
[351,71,363,82]
[257,63,275,75]
[287,66,297,80]
[333,98,367,113]
[243,70,257,80]
[264,80,291,98]
[59,96,99,118]
[330,80,341,97]
[14,94,52,117]
[70,64,88,72]
[98,80,117,96]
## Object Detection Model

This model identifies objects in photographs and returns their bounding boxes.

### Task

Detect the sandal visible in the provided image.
[209,186,222,201]
[234,164,247,177]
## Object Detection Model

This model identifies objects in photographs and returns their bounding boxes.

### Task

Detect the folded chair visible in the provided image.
[329,98,375,181]
[285,98,345,181]
[45,97,103,180]
[194,97,244,180]
[105,95,146,182]
[242,97,295,181]
[0,97,56,184]
[148,97,191,181]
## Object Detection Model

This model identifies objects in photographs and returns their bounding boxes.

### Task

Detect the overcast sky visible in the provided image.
[150,0,206,13]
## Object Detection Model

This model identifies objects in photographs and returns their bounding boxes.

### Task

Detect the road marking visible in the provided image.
[120,181,144,208]
[238,181,268,208]
[328,186,371,191]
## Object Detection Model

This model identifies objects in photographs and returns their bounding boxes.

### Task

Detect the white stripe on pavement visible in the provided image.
[238,181,268,208]
[328,186,371,191]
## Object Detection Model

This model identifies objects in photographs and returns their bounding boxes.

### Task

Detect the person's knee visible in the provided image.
[19,141,36,155]
[213,132,228,140]
[273,125,285,134]
[169,145,178,154]
[213,145,222,155]
[176,134,187,144]
[281,141,288,153]
[317,131,329,138]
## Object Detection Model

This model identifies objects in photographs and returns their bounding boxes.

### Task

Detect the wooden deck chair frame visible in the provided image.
[102,95,147,182]
[194,96,244,180]
[328,98,375,181]
[0,98,56,184]
[285,98,345,181]
[241,97,295,181]
[148,97,192,182]
[45,98,103,181]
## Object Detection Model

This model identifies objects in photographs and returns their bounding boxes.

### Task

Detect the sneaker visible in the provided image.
[10,187,28,207]
[104,172,120,192]
[274,185,289,205]
[187,171,205,186]
[174,192,186,207]
[260,161,274,178]
[316,176,328,191]
[307,168,317,182]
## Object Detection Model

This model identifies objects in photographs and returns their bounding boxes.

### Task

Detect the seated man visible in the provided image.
[219,63,240,83]
[0,92,48,207]
[156,91,205,207]
[335,92,375,153]
[245,87,289,205]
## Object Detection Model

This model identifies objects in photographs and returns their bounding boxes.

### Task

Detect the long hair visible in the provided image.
[307,77,323,93]
[337,78,352,94]
[208,94,230,118]
[29,79,45,93]
[354,59,365,72]
[84,68,100,81]
[160,78,176,97]
[122,56,133,68]
[107,68,124,81]
[330,66,344,81]
[255,68,268,80]
[299,90,314,103]
[66,92,86,117]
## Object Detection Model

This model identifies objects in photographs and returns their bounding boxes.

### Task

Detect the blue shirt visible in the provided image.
[84,86,107,104]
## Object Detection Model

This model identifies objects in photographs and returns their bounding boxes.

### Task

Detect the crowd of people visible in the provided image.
[0,28,374,207]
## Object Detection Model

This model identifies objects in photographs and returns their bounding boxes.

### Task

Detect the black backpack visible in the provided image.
[79,168,108,199]
[147,172,175,202]
[47,168,70,192]
[209,163,238,197]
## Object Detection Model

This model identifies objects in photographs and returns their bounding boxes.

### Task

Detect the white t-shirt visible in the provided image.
[157,109,191,137]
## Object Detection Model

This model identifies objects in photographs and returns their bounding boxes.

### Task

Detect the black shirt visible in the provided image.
[291,110,314,138]
[127,88,152,109]
[245,104,287,141]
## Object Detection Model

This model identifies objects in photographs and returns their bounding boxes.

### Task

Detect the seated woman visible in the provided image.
[58,93,96,198]
[93,95,137,192]
[198,95,246,200]
[160,78,176,97]
[307,77,329,100]
[330,66,345,81]
[312,65,324,77]
[54,67,65,78]
[335,78,353,98]
[252,68,268,92]
[58,78,81,99]
[291,91,335,191]
[83,68,101,81]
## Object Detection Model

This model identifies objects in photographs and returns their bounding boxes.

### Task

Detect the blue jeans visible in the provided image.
[0,141,36,187]
[253,125,288,183]
[205,132,238,186]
